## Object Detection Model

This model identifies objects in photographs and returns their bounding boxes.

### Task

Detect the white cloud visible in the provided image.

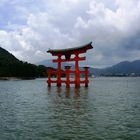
[0,0,140,67]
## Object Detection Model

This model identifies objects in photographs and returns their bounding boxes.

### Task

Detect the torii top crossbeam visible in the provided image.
[47,42,93,88]
[47,42,93,56]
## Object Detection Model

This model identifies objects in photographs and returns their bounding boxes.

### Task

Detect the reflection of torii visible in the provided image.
[47,42,93,88]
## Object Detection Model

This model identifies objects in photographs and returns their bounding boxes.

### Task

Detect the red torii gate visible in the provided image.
[47,42,93,88]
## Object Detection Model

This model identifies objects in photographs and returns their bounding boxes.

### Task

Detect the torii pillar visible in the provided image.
[57,55,62,87]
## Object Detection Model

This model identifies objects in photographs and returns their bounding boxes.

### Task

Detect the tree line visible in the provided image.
[0,47,47,78]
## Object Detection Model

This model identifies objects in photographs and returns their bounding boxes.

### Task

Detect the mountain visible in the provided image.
[37,59,75,69]
[0,47,19,64]
[37,59,140,76]
[89,60,140,76]
[0,47,47,78]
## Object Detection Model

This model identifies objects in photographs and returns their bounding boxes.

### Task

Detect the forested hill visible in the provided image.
[0,47,19,64]
[0,47,47,78]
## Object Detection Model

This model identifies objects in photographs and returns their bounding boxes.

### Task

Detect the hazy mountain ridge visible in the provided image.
[37,59,75,69]
[38,59,140,76]
[89,60,140,76]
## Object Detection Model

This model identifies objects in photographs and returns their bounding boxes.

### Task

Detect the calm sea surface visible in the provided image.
[0,77,140,140]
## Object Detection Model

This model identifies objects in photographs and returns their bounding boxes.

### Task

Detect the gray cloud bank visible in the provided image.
[0,0,140,67]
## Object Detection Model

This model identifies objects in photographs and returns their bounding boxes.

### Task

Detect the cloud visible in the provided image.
[0,0,140,67]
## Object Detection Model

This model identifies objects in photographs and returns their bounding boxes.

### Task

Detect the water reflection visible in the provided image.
[65,88,70,98]
[47,86,88,99]
[73,88,80,99]
[56,87,62,97]
[47,86,51,95]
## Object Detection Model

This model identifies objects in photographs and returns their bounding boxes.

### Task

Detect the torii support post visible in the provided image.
[84,67,89,87]
[75,53,80,88]
[56,55,62,87]
[47,69,51,87]
[65,66,71,88]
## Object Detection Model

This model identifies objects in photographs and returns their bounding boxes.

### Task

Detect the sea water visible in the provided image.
[0,77,140,140]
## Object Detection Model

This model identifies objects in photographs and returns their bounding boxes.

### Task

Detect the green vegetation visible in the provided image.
[0,47,47,79]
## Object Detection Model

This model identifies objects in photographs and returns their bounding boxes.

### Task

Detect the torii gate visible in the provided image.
[47,42,93,88]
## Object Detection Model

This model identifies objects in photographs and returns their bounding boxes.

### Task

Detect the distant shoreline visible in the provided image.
[1,76,140,81]
[0,77,36,80]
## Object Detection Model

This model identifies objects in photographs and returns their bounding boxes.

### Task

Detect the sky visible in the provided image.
[0,0,140,68]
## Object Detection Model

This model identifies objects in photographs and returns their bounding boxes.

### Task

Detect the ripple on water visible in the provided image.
[0,78,140,140]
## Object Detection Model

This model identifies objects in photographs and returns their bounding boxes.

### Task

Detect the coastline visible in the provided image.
[0,77,36,80]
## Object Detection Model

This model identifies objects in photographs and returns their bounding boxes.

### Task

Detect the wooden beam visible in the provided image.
[53,57,86,62]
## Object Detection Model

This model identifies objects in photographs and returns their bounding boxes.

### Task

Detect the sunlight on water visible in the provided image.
[0,77,140,140]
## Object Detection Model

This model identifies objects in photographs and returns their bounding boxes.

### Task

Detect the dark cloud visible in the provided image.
[121,31,140,50]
